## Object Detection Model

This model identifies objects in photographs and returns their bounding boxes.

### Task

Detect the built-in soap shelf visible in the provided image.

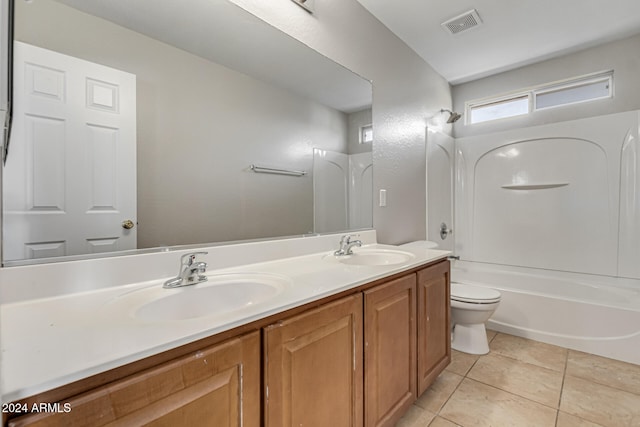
[501,183,569,190]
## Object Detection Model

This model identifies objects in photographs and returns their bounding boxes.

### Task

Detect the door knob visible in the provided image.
[440,222,452,240]
[122,219,135,230]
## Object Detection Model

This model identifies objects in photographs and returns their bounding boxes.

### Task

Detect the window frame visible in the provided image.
[359,123,373,144]
[464,70,614,126]
[466,93,531,125]
[532,73,613,112]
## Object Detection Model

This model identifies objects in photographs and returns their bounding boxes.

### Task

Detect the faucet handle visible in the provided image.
[339,234,358,244]
[192,261,208,273]
[180,251,208,266]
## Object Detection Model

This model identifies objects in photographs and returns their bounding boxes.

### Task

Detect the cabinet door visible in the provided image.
[417,261,451,395]
[364,274,417,427]
[8,332,261,427]
[264,294,363,427]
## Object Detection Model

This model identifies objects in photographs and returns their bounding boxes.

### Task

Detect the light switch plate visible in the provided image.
[379,189,387,207]
[291,0,314,13]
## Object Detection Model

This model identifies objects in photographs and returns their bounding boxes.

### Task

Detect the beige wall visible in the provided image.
[14,0,351,248]
[231,0,452,244]
[452,34,640,138]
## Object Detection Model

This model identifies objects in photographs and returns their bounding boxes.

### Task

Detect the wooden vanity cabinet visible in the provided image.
[417,261,451,395]
[262,260,449,427]
[5,259,450,427]
[7,331,261,427]
[263,293,364,427]
[364,274,417,427]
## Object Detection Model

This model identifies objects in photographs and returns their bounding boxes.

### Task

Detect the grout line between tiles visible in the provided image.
[434,362,470,426]
[467,340,566,412]
[462,376,565,415]
[556,410,607,427]
[465,374,563,412]
[566,370,640,398]
[441,332,640,427]
[554,350,570,426]
[564,372,640,398]
[563,352,640,397]
[438,332,590,427]
[558,352,628,426]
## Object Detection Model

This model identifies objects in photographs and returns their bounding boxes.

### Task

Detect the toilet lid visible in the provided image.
[451,283,501,303]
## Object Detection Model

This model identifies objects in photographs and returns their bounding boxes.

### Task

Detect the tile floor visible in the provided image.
[397,331,640,427]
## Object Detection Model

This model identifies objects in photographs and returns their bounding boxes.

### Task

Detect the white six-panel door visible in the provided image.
[3,42,136,261]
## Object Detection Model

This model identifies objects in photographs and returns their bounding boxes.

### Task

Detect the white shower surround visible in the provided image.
[452,110,640,364]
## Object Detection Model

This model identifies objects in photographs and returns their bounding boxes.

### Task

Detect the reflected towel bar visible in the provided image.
[501,183,569,190]
[250,164,307,177]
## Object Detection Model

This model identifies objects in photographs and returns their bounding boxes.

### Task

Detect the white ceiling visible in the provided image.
[355,0,640,84]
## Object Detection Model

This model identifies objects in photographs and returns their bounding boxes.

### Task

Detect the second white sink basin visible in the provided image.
[113,273,291,323]
[324,248,415,266]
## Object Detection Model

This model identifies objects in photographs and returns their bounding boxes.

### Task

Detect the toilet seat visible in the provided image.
[451,283,501,304]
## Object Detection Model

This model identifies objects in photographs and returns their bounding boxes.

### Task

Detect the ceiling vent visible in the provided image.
[441,9,483,35]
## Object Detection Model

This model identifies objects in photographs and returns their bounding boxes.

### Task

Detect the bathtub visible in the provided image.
[452,261,640,365]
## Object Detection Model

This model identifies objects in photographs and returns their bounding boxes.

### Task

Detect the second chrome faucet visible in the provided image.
[164,252,208,288]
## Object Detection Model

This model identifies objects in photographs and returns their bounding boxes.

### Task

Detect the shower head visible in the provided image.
[441,109,462,124]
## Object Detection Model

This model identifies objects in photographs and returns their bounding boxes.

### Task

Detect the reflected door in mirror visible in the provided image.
[3,42,137,261]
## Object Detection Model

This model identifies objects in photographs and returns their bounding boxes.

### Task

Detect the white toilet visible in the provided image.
[450,283,501,355]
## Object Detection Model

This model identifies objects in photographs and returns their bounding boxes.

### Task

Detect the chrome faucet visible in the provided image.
[334,234,362,256]
[163,252,208,288]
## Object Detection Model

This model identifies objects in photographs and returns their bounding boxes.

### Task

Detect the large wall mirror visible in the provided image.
[3,0,373,265]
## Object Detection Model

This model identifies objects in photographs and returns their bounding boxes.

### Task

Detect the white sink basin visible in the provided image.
[324,248,415,266]
[113,273,291,323]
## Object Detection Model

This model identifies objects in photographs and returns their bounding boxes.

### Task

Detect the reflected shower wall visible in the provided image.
[348,152,373,229]
[312,148,372,233]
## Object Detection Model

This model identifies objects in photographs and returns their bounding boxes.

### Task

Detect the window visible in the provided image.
[469,95,529,124]
[359,124,373,144]
[465,71,614,125]
[534,75,612,110]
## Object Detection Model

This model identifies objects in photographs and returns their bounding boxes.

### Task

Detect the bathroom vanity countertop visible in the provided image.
[0,243,449,402]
